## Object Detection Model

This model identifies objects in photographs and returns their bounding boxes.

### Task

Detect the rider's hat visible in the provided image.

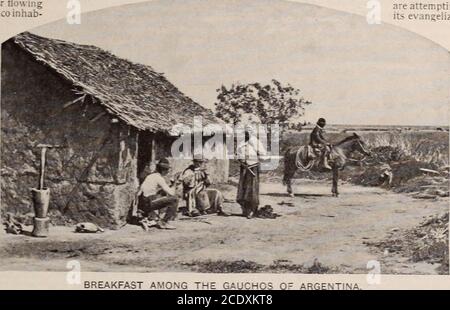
[317,118,326,126]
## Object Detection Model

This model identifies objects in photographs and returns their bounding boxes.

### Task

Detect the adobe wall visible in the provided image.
[1,41,138,229]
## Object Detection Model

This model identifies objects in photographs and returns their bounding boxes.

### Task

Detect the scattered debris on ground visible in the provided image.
[278,201,294,207]
[343,146,449,200]
[255,205,281,219]
[181,258,338,273]
[365,212,449,274]
[178,217,212,225]
[394,176,449,199]
[2,213,23,235]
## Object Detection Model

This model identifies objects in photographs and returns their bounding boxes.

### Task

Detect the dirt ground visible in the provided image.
[1,179,448,274]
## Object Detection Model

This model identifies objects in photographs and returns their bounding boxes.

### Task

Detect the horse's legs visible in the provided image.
[283,173,294,197]
[332,166,339,197]
[287,179,294,198]
[283,156,296,198]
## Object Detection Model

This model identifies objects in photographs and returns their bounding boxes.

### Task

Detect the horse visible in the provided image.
[283,133,371,197]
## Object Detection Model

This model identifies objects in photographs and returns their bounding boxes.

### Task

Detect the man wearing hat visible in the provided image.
[310,118,332,170]
[181,158,228,217]
[236,124,267,219]
[133,158,178,230]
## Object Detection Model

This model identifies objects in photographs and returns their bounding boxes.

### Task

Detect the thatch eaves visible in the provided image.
[10,32,220,133]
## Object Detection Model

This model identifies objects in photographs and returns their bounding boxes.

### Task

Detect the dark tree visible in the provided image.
[215,79,312,127]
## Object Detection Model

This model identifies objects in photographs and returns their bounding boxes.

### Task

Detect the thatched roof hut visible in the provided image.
[12,32,219,133]
[1,32,228,228]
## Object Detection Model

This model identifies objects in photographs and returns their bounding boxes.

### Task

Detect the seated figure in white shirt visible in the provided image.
[133,158,179,230]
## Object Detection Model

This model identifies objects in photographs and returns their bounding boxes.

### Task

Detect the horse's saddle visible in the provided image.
[309,145,322,158]
[295,145,318,171]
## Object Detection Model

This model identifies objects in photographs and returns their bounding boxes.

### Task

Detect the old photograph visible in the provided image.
[1,0,449,277]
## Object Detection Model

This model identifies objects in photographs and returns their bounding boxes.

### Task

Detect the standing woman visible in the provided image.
[236,124,267,219]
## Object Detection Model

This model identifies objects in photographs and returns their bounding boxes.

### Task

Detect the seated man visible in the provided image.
[133,158,178,230]
[181,158,228,217]
[309,118,332,170]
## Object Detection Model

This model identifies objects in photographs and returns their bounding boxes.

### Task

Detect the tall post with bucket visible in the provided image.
[31,144,60,237]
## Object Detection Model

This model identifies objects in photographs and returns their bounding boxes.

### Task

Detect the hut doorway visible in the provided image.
[137,132,156,183]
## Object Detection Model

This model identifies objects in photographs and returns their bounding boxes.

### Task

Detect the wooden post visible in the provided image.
[150,135,156,172]
[222,134,229,182]
[39,147,47,190]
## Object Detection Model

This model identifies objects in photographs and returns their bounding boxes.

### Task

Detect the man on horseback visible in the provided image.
[310,118,332,170]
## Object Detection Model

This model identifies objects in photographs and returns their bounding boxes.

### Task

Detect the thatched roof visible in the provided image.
[10,32,219,133]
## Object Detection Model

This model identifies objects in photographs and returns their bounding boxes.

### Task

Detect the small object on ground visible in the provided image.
[156,221,176,230]
[434,189,449,197]
[278,201,294,207]
[3,214,23,235]
[179,217,212,225]
[5,223,23,235]
[413,193,438,200]
[379,165,393,187]
[391,227,400,232]
[74,222,104,233]
[320,214,336,218]
[255,205,281,219]
[139,218,158,231]
[307,258,330,273]
[273,259,292,265]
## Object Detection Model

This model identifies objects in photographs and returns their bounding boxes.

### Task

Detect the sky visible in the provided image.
[31,0,450,126]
